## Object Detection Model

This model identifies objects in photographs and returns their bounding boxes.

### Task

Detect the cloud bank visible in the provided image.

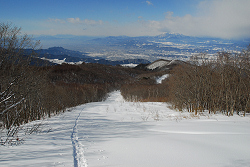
[146,1,153,6]
[49,17,103,26]
[67,18,103,26]
[146,0,250,39]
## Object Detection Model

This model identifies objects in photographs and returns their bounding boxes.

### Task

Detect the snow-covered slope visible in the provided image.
[146,59,186,71]
[146,59,171,70]
[1,91,250,167]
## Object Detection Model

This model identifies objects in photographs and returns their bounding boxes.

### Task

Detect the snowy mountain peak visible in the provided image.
[156,32,186,39]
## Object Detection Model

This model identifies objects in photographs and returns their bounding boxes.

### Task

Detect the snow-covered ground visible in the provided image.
[1,91,250,167]
[156,74,169,84]
[121,63,138,67]
[41,57,84,65]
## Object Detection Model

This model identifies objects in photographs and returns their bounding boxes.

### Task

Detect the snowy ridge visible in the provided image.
[146,59,186,71]
[168,59,185,66]
[146,59,171,70]
[71,111,87,167]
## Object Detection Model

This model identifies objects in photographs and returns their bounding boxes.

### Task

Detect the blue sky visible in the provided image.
[1,0,250,39]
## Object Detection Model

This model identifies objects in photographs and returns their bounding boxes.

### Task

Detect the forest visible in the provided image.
[121,50,250,116]
[168,51,250,116]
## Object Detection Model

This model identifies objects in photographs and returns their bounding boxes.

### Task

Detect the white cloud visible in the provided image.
[67,17,81,24]
[48,17,103,26]
[67,18,103,26]
[48,18,65,24]
[145,0,250,39]
[146,1,153,6]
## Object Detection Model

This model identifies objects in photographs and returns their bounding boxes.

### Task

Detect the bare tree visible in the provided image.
[0,22,40,145]
[168,48,250,116]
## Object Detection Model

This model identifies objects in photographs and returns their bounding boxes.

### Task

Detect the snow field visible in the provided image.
[1,91,250,167]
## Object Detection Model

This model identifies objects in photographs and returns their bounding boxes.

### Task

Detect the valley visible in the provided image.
[36,33,250,62]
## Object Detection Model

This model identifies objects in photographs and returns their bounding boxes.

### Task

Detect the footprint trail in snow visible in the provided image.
[71,111,88,167]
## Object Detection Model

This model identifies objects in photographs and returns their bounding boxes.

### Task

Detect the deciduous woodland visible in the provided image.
[1,23,250,145]
[0,59,147,127]
[121,50,250,117]
[168,51,250,116]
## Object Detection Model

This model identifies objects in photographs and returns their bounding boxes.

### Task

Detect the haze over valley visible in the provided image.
[35,33,250,63]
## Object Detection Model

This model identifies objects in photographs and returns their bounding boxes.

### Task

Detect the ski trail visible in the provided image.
[71,111,87,167]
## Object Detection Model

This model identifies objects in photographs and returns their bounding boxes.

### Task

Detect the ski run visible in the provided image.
[1,91,250,167]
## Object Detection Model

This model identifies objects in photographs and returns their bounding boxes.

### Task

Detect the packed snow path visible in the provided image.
[1,91,250,167]
[71,111,87,167]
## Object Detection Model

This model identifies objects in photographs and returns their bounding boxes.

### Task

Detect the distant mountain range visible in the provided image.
[26,47,151,66]
[35,33,250,62]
